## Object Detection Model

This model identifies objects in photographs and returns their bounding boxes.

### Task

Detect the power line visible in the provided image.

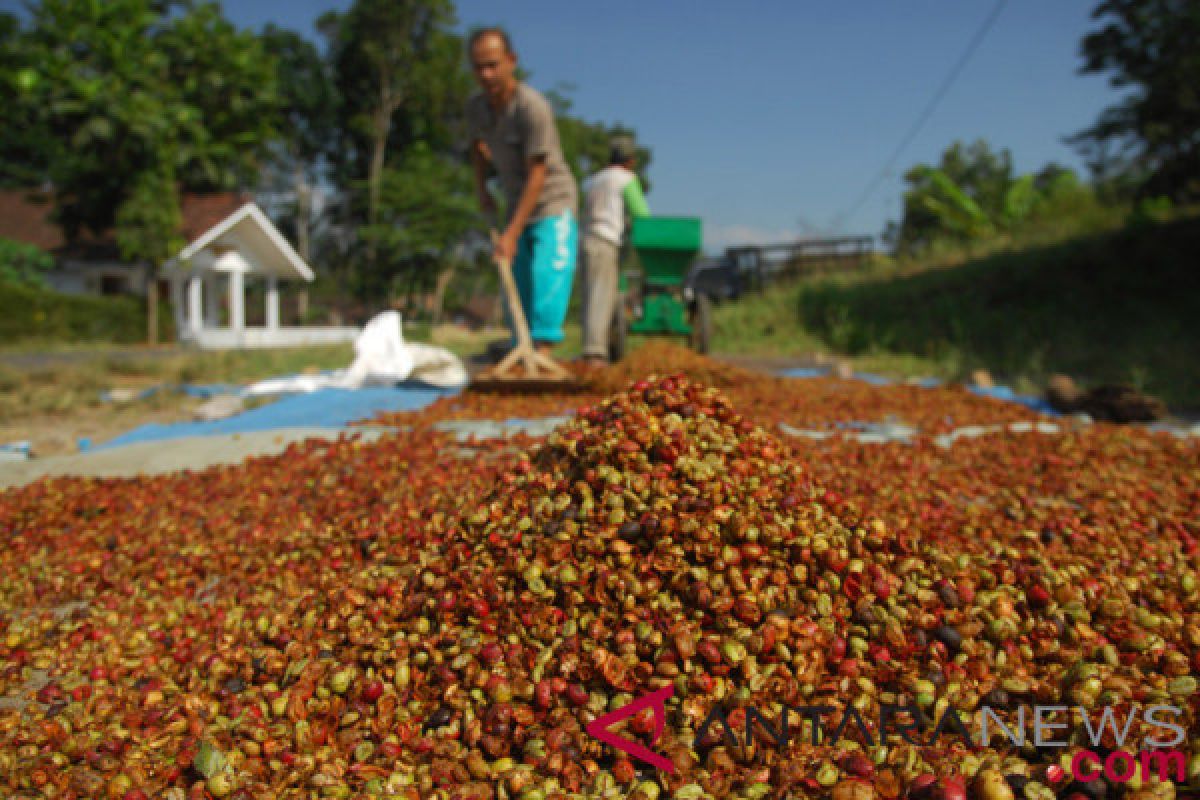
[832,0,1008,234]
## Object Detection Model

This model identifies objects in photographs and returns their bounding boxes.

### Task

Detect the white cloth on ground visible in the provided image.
[243,312,467,395]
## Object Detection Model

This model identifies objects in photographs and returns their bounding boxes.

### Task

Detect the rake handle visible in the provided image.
[490,229,536,353]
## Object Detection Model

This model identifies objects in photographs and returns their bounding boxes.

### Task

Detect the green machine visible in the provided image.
[610,215,711,359]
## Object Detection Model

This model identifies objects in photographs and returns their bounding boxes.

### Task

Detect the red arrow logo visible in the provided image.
[585,684,675,773]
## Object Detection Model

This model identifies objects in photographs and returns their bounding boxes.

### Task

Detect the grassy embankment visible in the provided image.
[711,209,1200,409]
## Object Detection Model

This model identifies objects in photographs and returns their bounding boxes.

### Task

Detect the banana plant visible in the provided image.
[911,166,994,240]
[999,174,1037,228]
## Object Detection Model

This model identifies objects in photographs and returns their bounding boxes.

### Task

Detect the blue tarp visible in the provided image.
[97,384,457,450]
[777,367,825,379]
[967,384,1060,415]
[776,367,896,386]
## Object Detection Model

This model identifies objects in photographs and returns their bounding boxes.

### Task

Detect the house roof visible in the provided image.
[168,203,315,282]
[0,189,63,251]
[0,189,250,256]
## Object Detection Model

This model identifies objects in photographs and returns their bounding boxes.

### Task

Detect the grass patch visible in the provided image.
[169,345,357,386]
[711,286,831,358]
[0,344,357,421]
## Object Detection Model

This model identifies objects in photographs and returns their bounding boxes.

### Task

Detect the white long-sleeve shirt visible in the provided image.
[581,165,649,245]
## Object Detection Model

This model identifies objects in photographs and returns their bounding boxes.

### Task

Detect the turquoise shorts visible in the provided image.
[510,210,578,344]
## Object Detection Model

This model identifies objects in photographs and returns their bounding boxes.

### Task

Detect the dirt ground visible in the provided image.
[0,427,392,489]
[1,399,215,457]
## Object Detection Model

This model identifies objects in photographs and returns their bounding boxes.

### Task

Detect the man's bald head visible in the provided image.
[468,27,514,56]
[469,27,518,106]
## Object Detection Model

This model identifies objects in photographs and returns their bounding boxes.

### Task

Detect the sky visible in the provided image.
[3,0,1122,252]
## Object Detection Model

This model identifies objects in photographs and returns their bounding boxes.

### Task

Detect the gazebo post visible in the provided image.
[266,276,280,330]
[229,270,245,333]
[187,274,204,337]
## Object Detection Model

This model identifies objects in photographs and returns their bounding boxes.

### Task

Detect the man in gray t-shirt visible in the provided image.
[466,28,579,350]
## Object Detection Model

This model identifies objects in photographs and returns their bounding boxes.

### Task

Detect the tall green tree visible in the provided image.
[359,143,478,317]
[155,3,279,191]
[6,0,277,240]
[319,0,469,274]
[0,11,54,188]
[116,161,183,345]
[1070,0,1200,200]
[3,0,278,341]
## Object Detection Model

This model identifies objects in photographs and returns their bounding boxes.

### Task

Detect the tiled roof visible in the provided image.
[179,193,250,243]
[0,189,250,256]
[0,189,62,251]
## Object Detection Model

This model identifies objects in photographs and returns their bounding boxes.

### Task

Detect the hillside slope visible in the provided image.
[715,214,1200,408]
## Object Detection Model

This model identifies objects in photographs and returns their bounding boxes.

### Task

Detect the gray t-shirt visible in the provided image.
[466,83,578,225]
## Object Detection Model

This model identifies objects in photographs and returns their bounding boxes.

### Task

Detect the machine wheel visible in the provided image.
[689,293,713,354]
[608,298,628,363]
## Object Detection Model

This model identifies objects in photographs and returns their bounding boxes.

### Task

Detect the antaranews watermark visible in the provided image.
[587,686,1189,786]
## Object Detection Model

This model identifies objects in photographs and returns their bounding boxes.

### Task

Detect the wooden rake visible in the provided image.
[470,229,580,391]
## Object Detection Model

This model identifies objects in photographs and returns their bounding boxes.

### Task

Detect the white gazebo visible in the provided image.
[166,202,359,349]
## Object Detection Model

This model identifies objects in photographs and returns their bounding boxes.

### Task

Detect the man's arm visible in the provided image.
[622,176,650,217]
[497,156,546,262]
[469,140,497,220]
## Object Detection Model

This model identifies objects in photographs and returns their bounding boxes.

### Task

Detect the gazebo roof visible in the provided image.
[168,202,314,281]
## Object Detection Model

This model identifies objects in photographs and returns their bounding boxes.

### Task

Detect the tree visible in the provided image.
[896,140,1011,251]
[359,143,479,318]
[899,165,994,250]
[259,25,337,264]
[116,163,184,345]
[1070,0,1200,200]
[0,11,55,188]
[155,3,279,192]
[893,140,1095,253]
[7,0,277,239]
[319,0,469,274]
[3,0,278,341]
[1029,164,1097,219]
[936,139,1014,223]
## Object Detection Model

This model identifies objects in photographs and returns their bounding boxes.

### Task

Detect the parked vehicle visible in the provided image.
[684,255,742,304]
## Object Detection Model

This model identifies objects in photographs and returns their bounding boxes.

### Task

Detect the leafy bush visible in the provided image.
[0,237,54,288]
[1130,195,1174,227]
[892,141,1125,256]
[0,282,174,343]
